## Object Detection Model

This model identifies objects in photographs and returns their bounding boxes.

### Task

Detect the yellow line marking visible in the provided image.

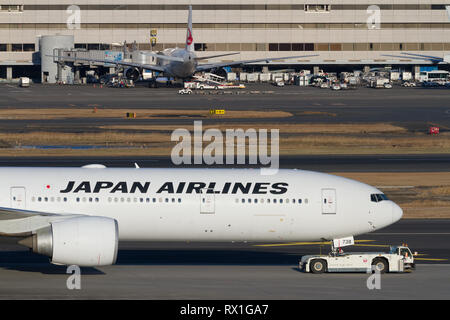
[414,258,448,261]
[352,244,390,247]
[254,240,375,247]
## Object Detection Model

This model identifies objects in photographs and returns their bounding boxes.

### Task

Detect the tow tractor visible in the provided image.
[299,236,416,273]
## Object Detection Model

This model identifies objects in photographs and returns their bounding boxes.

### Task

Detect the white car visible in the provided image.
[331,84,341,90]
[178,88,193,95]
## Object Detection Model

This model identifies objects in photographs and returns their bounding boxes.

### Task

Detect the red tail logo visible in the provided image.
[186,28,193,45]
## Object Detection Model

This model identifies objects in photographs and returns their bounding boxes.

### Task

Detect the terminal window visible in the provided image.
[0,5,23,12]
[305,4,330,12]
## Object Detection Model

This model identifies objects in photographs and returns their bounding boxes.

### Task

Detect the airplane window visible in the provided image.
[165,198,169,203]
[298,199,302,204]
[286,199,289,203]
[89,197,93,202]
[64,197,67,202]
[31,197,35,202]
[254,199,258,203]
[292,199,295,203]
[127,198,131,202]
[371,193,389,202]
[305,199,308,204]
[379,194,389,201]
[280,199,283,204]
[76,197,80,202]
[241,198,245,203]
[159,198,163,203]
[38,197,42,202]
[261,199,264,203]
[273,199,277,203]
[95,198,99,202]
[248,198,251,203]
[153,198,156,202]
[120,198,125,202]
[45,197,48,202]
[82,197,86,202]
[133,198,137,203]
[267,199,270,203]
[172,198,175,203]
[108,197,112,202]
[178,198,181,203]
[235,198,239,203]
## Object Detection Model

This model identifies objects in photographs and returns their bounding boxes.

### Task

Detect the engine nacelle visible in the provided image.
[124,67,141,81]
[22,216,119,266]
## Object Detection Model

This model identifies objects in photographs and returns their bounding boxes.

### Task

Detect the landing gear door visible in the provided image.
[200,190,215,214]
[11,187,26,209]
[322,188,336,214]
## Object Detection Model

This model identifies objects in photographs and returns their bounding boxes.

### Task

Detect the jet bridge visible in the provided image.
[48,48,157,83]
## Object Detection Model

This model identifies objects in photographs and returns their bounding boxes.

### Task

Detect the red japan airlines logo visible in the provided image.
[186,28,193,45]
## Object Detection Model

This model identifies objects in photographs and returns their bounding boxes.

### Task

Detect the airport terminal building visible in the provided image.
[0,1,449,81]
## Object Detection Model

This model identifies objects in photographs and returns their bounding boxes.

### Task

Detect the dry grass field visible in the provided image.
[0,122,447,155]
[0,108,292,120]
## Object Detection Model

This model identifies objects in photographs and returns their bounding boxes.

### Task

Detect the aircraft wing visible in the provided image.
[195,52,240,61]
[49,55,166,72]
[0,206,82,236]
[196,54,319,71]
[400,52,444,61]
[382,54,443,63]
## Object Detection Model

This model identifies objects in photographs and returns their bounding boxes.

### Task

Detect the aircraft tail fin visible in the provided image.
[185,5,194,52]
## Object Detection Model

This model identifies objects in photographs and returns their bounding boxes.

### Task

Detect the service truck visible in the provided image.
[300,238,415,274]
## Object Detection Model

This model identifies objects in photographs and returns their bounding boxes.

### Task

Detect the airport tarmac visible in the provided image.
[0,154,448,172]
[0,219,449,299]
[0,84,449,132]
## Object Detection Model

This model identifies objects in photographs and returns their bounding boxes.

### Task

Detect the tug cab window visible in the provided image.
[371,193,389,202]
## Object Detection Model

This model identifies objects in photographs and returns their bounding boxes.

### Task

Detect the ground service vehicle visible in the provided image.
[300,244,415,273]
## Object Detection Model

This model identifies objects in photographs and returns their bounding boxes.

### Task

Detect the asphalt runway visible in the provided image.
[0,154,448,172]
[0,84,449,132]
[0,219,449,299]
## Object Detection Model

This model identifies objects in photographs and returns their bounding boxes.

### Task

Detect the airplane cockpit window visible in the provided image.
[371,193,389,202]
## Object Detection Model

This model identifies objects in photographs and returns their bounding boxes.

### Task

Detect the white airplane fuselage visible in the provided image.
[2,168,402,242]
[158,48,197,78]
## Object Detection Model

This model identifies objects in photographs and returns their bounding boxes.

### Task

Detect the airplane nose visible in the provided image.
[392,202,403,223]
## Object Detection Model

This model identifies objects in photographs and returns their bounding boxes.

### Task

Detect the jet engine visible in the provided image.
[19,216,119,266]
[124,67,141,81]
